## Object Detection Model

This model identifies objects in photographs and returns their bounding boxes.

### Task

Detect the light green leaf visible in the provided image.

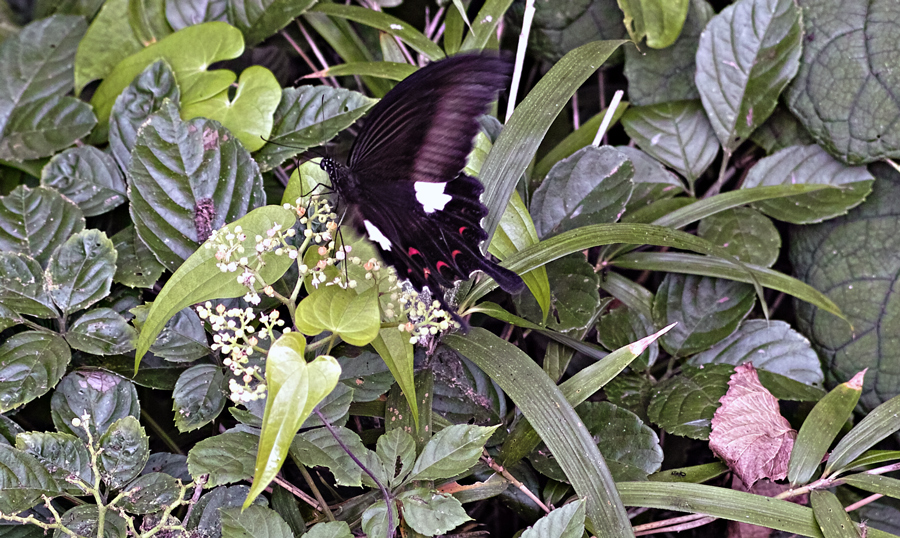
[296,285,380,347]
[220,505,293,538]
[181,65,281,152]
[410,424,497,481]
[290,426,369,488]
[227,0,317,46]
[187,431,258,488]
[810,490,860,538]
[377,428,416,488]
[398,488,471,535]
[305,521,353,538]
[618,0,690,48]
[74,0,143,94]
[521,500,585,538]
[370,327,418,430]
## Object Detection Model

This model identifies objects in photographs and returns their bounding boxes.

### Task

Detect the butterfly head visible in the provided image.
[319,157,356,200]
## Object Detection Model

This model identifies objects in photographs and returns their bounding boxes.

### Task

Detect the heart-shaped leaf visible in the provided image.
[181,65,281,152]
[296,285,380,347]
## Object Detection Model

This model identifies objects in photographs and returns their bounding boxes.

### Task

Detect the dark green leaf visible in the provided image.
[142,452,191,481]
[40,147,126,217]
[514,254,601,333]
[521,500,585,538]
[0,444,60,513]
[187,431,258,488]
[604,372,653,423]
[534,105,629,179]
[226,0,316,46]
[786,0,900,164]
[530,402,662,482]
[337,351,393,402]
[360,500,398,538]
[597,305,658,368]
[220,505,293,538]
[0,16,95,161]
[647,363,733,439]
[827,394,900,475]
[616,146,684,215]
[697,207,781,267]
[743,144,874,224]
[173,364,226,432]
[653,274,755,356]
[530,146,634,238]
[810,490,859,538]
[480,40,626,243]
[695,0,802,152]
[166,0,226,31]
[56,504,128,538]
[0,331,69,413]
[132,305,209,362]
[398,488,471,535]
[108,60,180,172]
[16,432,92,495]
[0,252,57,318]
[301,382,353,429]
[621,100,718,186]
[289,426,369,487]
[98,416,149,489]
[623,0,713,105]
[376,428,416,488]
[51,370,140,441]
[689,319,823,386]
[270,484,307,538]
[46,229,117,315]
[111,225,165,289]
[305,521,353,538]
[66,308,137,355]
[120,472,182,514]
[187,485,265,538]
[790,163,900,411]
[750,106,815,154]
[446,329,632,537]
[431,349,506,428]
[0,185,84,267]
[128,101,265,271]
[410,424,496,481]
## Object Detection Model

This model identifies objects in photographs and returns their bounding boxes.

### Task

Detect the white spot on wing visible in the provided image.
[363,220,392,251]
[414,182,452,213]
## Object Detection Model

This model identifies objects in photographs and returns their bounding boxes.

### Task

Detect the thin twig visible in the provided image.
[635,515,717,536]
[296,466,336,521]
[274,474,327,514]
[182,474,207,525]
[845,493,883,513]
[295,20,339,87]
[316,410,395,537]
[481,450,550,513]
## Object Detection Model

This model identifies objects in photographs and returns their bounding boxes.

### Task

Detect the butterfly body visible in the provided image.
[320,53,525,320]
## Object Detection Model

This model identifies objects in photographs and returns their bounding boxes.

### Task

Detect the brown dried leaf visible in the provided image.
[709,363,796,488]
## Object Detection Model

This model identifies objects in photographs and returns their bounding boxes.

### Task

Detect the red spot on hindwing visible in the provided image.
[451,250,462,260]
[408,247,420,256]
[436,261,449,272]
[423,268,431,278]
[458,226,467,234]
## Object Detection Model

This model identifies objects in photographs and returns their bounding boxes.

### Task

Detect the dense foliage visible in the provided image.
[1,0,900,537]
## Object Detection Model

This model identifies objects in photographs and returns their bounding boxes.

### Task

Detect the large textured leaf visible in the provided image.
[289,426,370,488]
[40,146,126,217]
[616,146,684,216]
[131,305,209,362]
[0,444,60,514]
[787,0,900,164]
[50,370,140,441]
[220,505,293,538]
[697,207,781,267]
[45,229,117,316]
[90,21,244,125]
[16,432,92,496]
[0,252,57,318]
[652,274,755,357]
[790,163,900,411]
[128,102,265,271]
[227,0,317,46]
[0,331,69,413]
[187,431,258,488]
[108,60,180,172]
[0,185,84,267]
[514,254,601,333]
[623,0,713,106]
[695,0,802,152]
[530,402,663,482]
[410,424,497,481]
[0,15,96,161]
[530,146,634,238]
[689,319,823,386]
[172,364,226,432]
[743,144,874,224]
[66,308,138,355]
[398,488,471,535]
[111,225,165,289]
[621,100,718,188]
[181,65,281,152]
[253,85,375,172]
[648,363,733,439]
[521,500,585,538]
[119,472,182,514]
[98,416,150,489]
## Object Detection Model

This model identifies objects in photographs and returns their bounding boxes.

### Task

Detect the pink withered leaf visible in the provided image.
[709,363,796,488]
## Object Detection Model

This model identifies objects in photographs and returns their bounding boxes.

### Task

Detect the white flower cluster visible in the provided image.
[205,223,298,305]
[396,288,460,344]
[196,302,285,403]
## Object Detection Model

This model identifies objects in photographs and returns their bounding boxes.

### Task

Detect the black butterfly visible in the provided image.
[320,53,525,323]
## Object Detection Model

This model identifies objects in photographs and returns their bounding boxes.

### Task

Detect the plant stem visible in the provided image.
[294,467,335,520]
[141,409,183,455]
[315,410,395,537]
